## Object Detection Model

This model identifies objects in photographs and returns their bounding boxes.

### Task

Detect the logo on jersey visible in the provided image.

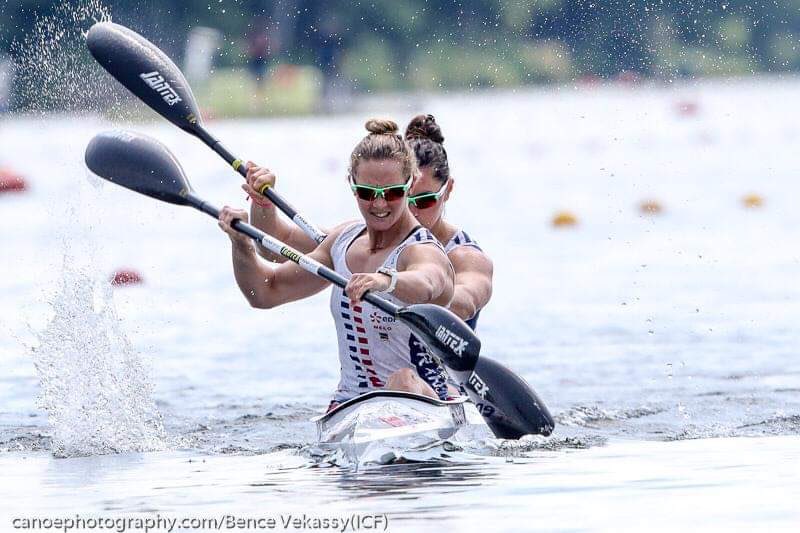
[435,326,469,357]
[370,312,394,338]
[370,311,395,325]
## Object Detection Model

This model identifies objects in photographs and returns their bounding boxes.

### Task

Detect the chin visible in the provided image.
[410,211,435,229]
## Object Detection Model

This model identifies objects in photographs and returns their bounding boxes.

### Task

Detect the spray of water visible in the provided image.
[10,0,134,118]
[31,254,166,458]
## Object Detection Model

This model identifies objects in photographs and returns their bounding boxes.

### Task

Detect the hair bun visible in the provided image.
[365,118,399,135]
[405,114,444,144]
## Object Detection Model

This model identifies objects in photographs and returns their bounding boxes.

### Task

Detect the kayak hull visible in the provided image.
[311,391,486,464]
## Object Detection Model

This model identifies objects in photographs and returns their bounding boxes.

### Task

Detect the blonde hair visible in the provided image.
[348,118,419,182]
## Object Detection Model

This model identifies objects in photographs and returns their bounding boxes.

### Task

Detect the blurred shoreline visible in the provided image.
[3,71,800,121]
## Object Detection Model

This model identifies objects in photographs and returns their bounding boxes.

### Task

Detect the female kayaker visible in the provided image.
[245,114,493,330]
[218,119,455,405]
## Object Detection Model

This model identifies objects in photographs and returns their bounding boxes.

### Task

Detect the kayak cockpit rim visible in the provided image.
[311,390,469,423]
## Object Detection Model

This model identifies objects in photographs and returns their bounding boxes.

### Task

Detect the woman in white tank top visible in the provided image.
[246,115,494,331]
[218,119,455,406]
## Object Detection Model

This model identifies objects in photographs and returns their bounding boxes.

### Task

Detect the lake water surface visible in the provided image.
[1,78,799,531]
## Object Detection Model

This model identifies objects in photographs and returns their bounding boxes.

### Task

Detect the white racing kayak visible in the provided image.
[311,391,487,464]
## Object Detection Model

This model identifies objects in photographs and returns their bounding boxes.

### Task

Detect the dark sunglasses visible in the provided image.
[350,176,412,202]
[408,181,447,209]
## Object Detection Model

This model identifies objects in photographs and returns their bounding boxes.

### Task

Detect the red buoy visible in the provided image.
[676,100,699,117]
[0,168,28,193]
[110,269,143,286]
[615,71,640,86]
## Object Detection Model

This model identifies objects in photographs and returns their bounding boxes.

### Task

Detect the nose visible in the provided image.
[372,195,389,209]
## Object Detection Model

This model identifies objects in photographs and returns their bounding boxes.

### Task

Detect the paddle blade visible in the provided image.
[85,130,192,205]
[397,304,480,372]
[452,356,555,439]
[87,22,202,132]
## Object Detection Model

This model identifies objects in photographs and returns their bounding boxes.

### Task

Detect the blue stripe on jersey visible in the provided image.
[465,310,480,331]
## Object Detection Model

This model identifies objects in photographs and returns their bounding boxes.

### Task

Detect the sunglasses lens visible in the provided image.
[383,187,407,202]
[412,195,439,209]
[354,187,375,201]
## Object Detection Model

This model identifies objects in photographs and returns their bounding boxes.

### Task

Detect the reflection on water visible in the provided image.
[317,461,497,500]
[2,437,798,530]
[3,75,800,528]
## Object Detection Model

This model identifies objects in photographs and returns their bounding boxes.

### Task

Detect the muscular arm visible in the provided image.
[447,246,494,320]
[394,243,455,306]
[240,162,328,262]
[229,239,331,309]
[250,202,322,262]
[222,210,349,309]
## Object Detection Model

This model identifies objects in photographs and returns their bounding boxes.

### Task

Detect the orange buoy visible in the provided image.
[0,168,28,193]
[552,211,578,228]
[110,269,143,286]
[639,200,664,215]
[742,193,764,209]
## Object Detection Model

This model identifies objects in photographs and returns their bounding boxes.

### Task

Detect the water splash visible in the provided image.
[556,404,665,428]
[31,257,165,458]
[10,0,133,117]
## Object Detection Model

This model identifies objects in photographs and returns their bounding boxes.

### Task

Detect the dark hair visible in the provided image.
[348,118,419,182]
[404,114,450,184]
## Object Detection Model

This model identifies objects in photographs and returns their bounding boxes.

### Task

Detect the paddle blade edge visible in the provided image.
[87,21,202,132]
[452,356,555,439]
[85,130,193,206]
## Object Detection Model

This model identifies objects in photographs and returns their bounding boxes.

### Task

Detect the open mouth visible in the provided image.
[370,211,391,219]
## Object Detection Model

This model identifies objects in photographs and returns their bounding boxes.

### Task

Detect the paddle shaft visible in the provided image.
[191,125,327,245]
[186,192,400,316]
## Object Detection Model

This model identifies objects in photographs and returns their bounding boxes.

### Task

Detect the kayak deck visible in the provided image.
[311,391,485,464]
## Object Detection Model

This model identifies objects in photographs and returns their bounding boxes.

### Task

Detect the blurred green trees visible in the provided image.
[2,0,799,95]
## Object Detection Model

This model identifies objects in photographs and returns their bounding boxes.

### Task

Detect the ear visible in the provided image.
[410,171,420,189]
[443,177,455,201]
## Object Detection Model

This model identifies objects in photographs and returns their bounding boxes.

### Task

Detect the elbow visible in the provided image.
[450,299,477,321]
[244,288,275,309]
[430,278,454,307]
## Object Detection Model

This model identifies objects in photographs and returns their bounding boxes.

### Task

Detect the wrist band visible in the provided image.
[377,267,398,293]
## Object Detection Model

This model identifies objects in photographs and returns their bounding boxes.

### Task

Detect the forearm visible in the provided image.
[447,284,479,320]
[250,203,318,262]
[231,241,274,308]
[391,269,452,306]
[250,203,290,262]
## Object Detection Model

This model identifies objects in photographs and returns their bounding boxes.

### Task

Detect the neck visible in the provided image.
[430,215,456,245]
[365,211,419,252]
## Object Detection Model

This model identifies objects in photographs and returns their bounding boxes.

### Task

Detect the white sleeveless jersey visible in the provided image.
[444,228,482,254]
[329,223,451,403]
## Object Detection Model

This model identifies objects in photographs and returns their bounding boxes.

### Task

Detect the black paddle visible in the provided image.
[86,21,327,245]
[84,130,554,438]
